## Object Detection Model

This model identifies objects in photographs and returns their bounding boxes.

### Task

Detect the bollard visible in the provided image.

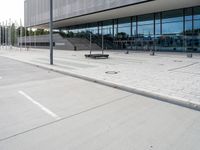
[187,53,193,58]
[74,46,77,51]
[150,51,155,56]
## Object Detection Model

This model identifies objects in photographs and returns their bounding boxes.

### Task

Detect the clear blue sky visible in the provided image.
[0,0,24,25]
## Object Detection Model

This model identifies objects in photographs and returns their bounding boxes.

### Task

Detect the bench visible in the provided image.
[85,54,109,59]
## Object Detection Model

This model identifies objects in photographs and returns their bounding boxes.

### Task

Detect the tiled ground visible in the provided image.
[1,48,200,105]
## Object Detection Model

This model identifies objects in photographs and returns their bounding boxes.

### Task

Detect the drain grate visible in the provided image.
[105,71,119,75]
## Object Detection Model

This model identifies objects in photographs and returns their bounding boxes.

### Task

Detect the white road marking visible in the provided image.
[18,90,61,120]
[0,76,2,79]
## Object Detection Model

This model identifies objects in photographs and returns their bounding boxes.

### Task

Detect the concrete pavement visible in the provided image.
[0,56,200,150]
[0,48,200,110]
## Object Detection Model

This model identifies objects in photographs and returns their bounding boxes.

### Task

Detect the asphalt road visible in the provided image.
[0,56,200,150]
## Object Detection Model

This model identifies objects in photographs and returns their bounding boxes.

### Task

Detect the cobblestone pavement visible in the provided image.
[1,48,200,105]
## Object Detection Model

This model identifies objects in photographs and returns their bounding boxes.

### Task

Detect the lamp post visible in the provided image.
[50,0,53,65]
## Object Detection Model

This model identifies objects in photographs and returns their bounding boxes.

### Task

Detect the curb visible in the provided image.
[3,55,200,112]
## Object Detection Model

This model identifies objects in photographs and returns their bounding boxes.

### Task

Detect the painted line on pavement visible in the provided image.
[0,76,2,79]
[18,90,61,120]
[168,62,199,71]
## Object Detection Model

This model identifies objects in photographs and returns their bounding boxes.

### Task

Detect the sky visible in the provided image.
[0,0,24,25]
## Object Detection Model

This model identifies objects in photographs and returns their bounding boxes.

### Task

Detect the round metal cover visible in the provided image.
[174,60,182,62]
[105,71,119,74]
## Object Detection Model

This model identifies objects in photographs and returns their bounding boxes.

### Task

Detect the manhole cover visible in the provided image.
[174,60,183,62]
[105,71,119,74]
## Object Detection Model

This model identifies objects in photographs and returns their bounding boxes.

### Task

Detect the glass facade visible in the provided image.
[60,6,200,52]
[158,10,184,52]
[194,7,200,51]
[137,14,154,51]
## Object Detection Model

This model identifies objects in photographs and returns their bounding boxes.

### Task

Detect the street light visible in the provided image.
[50,0,53,65]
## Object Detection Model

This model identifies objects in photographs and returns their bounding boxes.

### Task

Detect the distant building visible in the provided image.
[24,0,200,52]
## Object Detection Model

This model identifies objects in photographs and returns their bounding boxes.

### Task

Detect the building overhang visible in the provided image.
[33,0,199,29]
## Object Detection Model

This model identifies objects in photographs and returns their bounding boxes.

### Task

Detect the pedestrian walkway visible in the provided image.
[1,48,200,109]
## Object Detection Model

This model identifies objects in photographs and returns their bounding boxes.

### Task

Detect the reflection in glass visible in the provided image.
[56,6,200,52]
[138,14,154,36]
[118,17,131,39]
[194,7,200,20]
[132,17,137,36]
[194,19,200,52]
[159,9,184,51]
[102,20,113,36]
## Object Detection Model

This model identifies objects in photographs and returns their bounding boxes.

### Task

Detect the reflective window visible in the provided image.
[102,20,113,36]
[185,8,193,35]
[184,9,193,51]
[138,14,154,36]
[138,14,154,25]
[78,26,86,34]
[194,7,200,33]
[185,21,193,33]
[118,17,131,38]
[101,20,114,49]
[57,6,200,52]
[114,20,118,37]
[86,23,98,35]
[132,17,137,36]
[137,14,154,51]
[162,22,183,34]
[194,7,200,20]
[194,20,200,32]
[158,10,184,51]
[155,13,161,35]
[185,8,193,21]
[162,10,183,34]
[162,10,183,23]
[194,7,200,51]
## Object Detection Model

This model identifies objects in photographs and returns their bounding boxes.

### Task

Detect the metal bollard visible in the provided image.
[187,53,193,58]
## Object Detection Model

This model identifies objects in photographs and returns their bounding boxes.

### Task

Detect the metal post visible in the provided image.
[25,27,27,50]
[0,23,1,50]
[15,21,18,48]
[34,28,36,48]
[50,0,53,65]
[3,22,4,49]
[20,19,22,51]
[4,23,6,49]
[90,33,92,55]
[6,20,7,50]
[102,34,104,54]
[2,22,3,49]
[9,19,12,49]
[30,28,32,49]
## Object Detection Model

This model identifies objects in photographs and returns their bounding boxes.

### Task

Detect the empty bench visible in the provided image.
[85,54,109,59]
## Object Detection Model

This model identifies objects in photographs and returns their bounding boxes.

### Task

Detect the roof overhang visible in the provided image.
[33,0,199,29]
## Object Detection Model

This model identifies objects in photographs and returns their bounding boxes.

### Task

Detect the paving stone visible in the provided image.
[1,48,200,105]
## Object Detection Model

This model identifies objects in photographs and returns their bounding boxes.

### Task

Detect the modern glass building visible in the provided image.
[24,0,200,52]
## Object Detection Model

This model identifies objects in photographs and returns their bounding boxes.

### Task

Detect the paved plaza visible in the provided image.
[0,48,200,108]
[0,53,200,150]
